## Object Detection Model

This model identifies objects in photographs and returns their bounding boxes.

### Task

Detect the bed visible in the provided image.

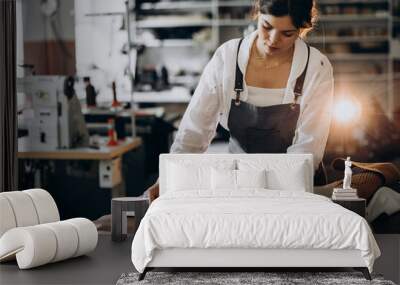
[131,154,381,280]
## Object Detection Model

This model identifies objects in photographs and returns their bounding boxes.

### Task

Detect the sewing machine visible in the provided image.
[18,76,87,151]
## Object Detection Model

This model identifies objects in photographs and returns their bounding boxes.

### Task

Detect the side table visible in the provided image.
[332,198,366,218]
[111,197,149,242]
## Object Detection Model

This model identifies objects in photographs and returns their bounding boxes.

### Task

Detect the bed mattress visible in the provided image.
[131,190,380,273]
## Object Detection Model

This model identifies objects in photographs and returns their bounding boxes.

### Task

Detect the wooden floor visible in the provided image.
[0,234,134,285]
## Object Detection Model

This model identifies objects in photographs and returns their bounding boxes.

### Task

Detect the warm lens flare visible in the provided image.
[333,99,362,123]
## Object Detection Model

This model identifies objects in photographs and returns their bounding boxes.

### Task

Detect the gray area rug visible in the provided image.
[117,271,396,285]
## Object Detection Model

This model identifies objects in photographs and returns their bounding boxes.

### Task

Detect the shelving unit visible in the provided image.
[131,0,399,114]
[309,0,398,116]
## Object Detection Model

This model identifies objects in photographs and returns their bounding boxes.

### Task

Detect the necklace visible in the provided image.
[252,43,293,69]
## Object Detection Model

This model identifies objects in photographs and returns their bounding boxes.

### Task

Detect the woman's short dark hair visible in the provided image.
[254,0,317,30]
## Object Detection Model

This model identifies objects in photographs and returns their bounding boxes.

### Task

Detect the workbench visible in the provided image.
[82,107,176,176]
[18,137,142,161]
[17,137,144,220]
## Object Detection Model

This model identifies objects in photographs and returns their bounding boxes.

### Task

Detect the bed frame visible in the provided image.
[139,248,371,280]
[139,154,372,281]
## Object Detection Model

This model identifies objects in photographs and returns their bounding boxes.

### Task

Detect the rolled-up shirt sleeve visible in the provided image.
[287,62,334,170]
[170,48,223,153]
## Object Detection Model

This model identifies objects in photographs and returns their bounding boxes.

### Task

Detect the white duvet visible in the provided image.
[131,190,380,273]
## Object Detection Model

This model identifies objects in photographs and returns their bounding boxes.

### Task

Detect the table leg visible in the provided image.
[111,200,124,242]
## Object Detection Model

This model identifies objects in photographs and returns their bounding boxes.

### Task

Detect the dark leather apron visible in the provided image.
[228,38,310,154]
[227,39,326,185]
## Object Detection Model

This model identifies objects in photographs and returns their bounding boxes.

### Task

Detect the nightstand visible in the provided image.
[111,197,149,242]
[332,198,366,218]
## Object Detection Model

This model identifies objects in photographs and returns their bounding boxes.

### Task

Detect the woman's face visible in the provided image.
[257,13,299,56]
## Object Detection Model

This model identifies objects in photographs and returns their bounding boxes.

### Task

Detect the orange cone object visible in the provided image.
[107,118,118,146]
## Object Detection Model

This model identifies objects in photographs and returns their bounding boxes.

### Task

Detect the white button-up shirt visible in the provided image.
[170,31,334,170]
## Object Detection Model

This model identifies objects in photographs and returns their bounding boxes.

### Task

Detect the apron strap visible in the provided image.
[293,45,311,103]
[234,38,244,106]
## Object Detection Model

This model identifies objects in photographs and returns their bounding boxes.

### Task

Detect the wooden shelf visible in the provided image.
[318,0,388,4]
[137,18,255,28]
[327,53,388,61]
[137,18,212,28]
[217,0,252,7]
[307,35,388,44]
[133,87,192,103]
[319,14,389,22]
[218,19,252,26]
[140,1,212,11]
[143,39,200,48]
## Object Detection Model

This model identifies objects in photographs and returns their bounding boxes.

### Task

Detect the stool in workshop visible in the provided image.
[111,197,149,242]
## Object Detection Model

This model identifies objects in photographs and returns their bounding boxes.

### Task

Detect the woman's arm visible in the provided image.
[147,48,224,203]
[170,48,224,153]
[287,61,334,171]
[148,179,159,204]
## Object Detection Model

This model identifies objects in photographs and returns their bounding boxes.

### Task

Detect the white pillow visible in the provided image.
[267,162,307,191]
[211,168,236,190]
[238,159,308,191]
[166,160,235,192]
[167,162,210,191]
[211,168,267,190]
[236,169,267,189]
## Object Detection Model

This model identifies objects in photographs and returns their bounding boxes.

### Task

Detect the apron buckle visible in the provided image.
[293,91,301,103]
[234,89,242,106]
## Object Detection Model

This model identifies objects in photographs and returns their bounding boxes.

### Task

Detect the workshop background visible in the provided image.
[13,0,400,225]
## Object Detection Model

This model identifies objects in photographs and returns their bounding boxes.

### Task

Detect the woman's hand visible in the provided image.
[148,179,159,204]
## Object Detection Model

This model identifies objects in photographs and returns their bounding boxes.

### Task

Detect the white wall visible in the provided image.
[74,0,132,102]
[74,0,211,102]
